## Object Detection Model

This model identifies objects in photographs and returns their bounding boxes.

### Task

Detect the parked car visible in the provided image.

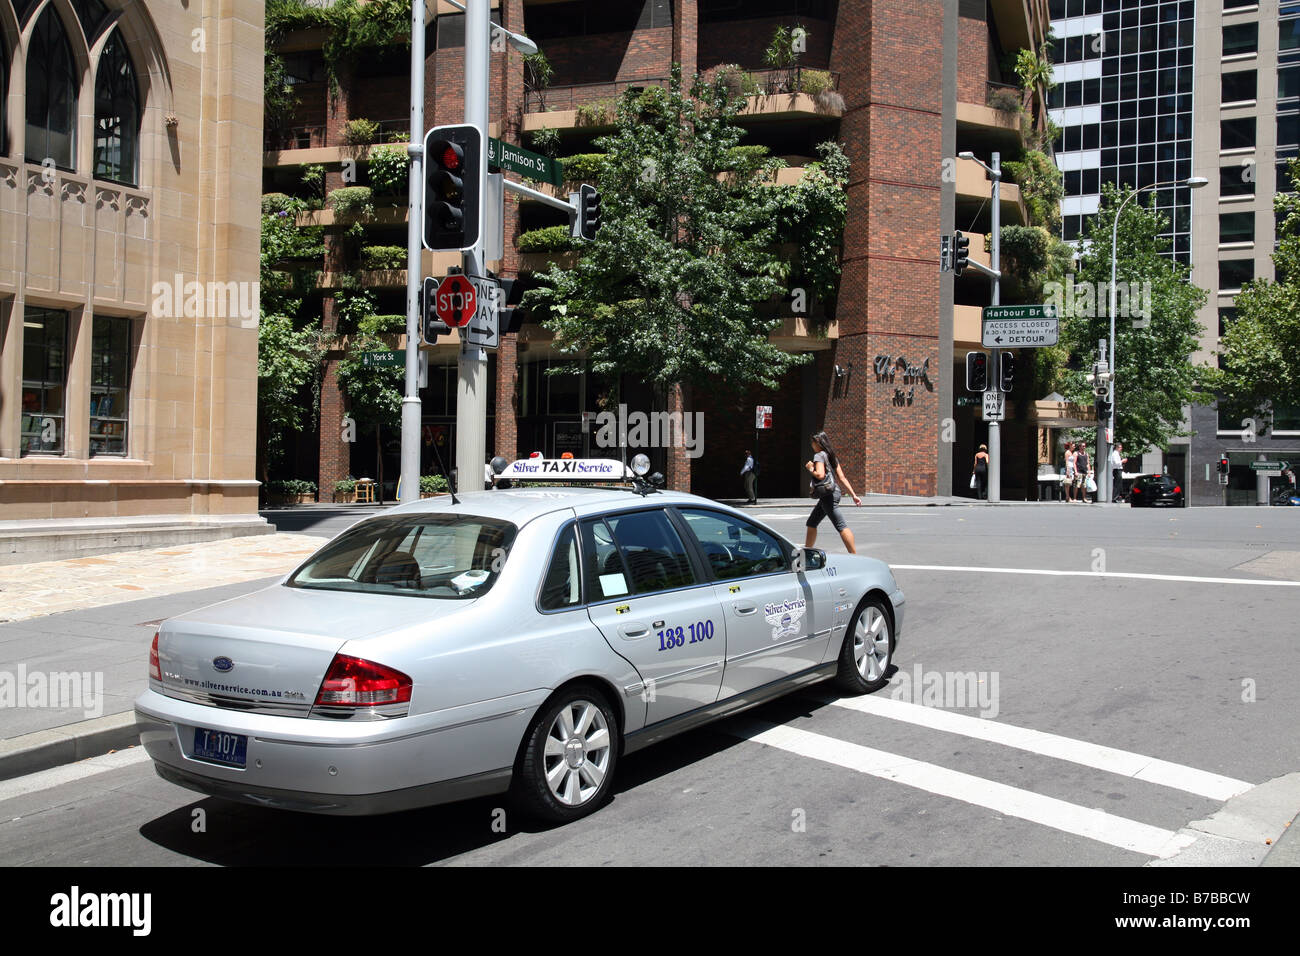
[136,459,906,822]
[1128,474,1185,507]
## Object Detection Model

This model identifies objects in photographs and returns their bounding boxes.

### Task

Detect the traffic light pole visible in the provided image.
[988,151,1001,503]
[456,0,491,493]
[399,0,426,504]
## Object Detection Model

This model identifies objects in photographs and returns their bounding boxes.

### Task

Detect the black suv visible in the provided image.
[1129,474,1184,508]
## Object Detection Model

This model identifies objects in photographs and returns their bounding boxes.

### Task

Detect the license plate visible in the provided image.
[192,728,247,768]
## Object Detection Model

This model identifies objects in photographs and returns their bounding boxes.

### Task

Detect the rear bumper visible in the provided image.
[135,688,532,815]
[151,760,511,816]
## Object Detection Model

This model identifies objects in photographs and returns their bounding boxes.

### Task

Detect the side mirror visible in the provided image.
[799,548,826,571]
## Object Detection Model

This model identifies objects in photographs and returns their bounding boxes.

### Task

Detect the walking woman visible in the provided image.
[972,443,990,500]
[805,431,862,554]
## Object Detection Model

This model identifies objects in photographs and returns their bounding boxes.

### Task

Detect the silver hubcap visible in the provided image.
[853,607,890,682]
[543,700,612,806]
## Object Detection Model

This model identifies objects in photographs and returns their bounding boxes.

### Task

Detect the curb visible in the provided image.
[1261,811,1300,866]
[0,712,140,782]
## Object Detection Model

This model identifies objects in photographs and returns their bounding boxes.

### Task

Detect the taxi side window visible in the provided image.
[539,524,582,611]
[606,510,697,595]
[678,509,788,580]
[581,518,630,601]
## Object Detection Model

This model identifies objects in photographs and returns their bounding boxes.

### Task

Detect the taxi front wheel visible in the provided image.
[513,685,619,824]
[834,598,893,694]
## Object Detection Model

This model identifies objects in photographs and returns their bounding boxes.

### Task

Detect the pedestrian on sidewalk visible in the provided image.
[741,450,757,504]
[804,430,862,554]
[1063,441,1077,503]
[972,444,989,500]
[1109,442,1129,502]
[1075,444,1091,502]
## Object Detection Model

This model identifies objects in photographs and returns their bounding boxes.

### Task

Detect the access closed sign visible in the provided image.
[982,304,1059,348]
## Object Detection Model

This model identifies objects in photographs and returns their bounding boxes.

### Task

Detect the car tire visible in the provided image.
[834,597,893,694]
[513,684,619,824]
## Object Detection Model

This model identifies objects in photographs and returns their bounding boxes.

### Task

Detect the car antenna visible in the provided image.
[427,432,460,505]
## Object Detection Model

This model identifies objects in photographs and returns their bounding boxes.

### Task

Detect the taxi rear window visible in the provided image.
[287,513,517,599]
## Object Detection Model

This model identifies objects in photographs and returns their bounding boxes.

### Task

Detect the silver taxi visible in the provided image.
[135,459,905,822]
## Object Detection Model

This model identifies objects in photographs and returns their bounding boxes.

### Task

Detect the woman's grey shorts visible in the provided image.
[807,486,847,533]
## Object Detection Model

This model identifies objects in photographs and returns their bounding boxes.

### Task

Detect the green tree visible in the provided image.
[336,311,404,500]
[1062,184,1208,453]
[1203,158,1300,417]
[523,67,810,399]
[765,140,850,307]
[258,197,325,487]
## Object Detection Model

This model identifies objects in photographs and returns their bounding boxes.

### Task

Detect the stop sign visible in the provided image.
[436,274,477,328]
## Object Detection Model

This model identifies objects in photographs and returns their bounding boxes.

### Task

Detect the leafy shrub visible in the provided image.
[334,476,358,495]
[261,192,296,215]
[576,98,618,127]
[814,89,846,115]
[530,126,562,158]
[327,186,374,221]
[723,145,771,171]
[361,245,406,270]
[420,474,449,495]
[367,144,407,195]
[517,225,577,253]
[269,479,317,497]
[299,164,325,194]
[711,63,761,99]
[558,153,607,183]
[343,118,380,146]
[797,69,833,97]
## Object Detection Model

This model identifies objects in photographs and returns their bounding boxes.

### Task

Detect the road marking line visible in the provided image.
[825,695,1253,801]
[0,747,151,804]
[732,719,1196,858]
[890,564,1300,587]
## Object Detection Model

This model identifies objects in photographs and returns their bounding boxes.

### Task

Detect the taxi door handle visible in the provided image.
[619,624,649,639]
[733,603,757,615]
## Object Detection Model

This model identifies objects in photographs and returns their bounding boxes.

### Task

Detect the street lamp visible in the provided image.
[1101,175,1207,502]
[443,0,539,54]
[958,151,1004,501]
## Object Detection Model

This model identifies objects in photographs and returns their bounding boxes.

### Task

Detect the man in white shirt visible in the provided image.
[1108,442,1128,502]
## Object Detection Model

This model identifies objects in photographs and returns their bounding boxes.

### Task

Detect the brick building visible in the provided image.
[265,0,1051,501]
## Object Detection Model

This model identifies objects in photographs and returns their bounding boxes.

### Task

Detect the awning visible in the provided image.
[1032,398,1097,430]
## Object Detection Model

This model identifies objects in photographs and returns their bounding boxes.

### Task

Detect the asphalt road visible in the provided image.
[4,504,1298,866]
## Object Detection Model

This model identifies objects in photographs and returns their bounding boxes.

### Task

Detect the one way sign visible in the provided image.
[466,275,499,349]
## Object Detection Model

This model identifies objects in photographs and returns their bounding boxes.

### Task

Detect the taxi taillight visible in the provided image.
[315,654,412,707]
[149,632,161,681]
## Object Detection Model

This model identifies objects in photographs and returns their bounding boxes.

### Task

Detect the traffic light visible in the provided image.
[952,231,970,276]
[999,351,1016,393]
[577,183,601,241]
[421,275,450,343]
[1218,455,1230,475]
[423,124,481,251]
[965,350,988,392]
[1095,395,1112,419]
[940,235,951,272]
[498,276,526,334]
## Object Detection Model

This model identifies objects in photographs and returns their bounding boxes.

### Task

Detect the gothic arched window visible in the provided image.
[94,29,140,184]
[25,5,79,170]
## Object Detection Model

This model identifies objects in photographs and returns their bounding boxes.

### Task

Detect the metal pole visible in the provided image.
[399,0,426,504]
[1103,194,1126,504]
[988,152,1001,503]
[1257,452,1269,506]
[456,0,490,492]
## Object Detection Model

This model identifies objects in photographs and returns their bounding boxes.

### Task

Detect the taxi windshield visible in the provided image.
[287,513,516,599]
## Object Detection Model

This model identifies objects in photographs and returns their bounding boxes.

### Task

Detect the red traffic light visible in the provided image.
[440,144,462,171]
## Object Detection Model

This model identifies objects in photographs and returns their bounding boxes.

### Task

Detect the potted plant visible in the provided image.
[334,476,358,503]
[420,474,449,498]
[268,479,317,505]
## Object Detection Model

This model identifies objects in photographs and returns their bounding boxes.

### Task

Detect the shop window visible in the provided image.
[21,308,68,456]
[90,316,132,456]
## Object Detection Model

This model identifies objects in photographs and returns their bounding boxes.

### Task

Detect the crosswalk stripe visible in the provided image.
[732,719,1197,858]
[825,695,1253,802]
[889,564,1300,587]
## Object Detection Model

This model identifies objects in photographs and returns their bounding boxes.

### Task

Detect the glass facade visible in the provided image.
[1049,0,1196,261]
[20,308,68,456]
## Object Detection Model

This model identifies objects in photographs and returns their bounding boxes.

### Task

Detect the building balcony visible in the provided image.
[956,162,1028,226]
[957,83,1026,154]
[989,0,1038,52]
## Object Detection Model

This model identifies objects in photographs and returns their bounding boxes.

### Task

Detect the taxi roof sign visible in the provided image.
[497,458,632,481]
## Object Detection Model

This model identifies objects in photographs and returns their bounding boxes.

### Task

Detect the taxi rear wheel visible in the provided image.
[514,685,619,824]
[834,598,893,694]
